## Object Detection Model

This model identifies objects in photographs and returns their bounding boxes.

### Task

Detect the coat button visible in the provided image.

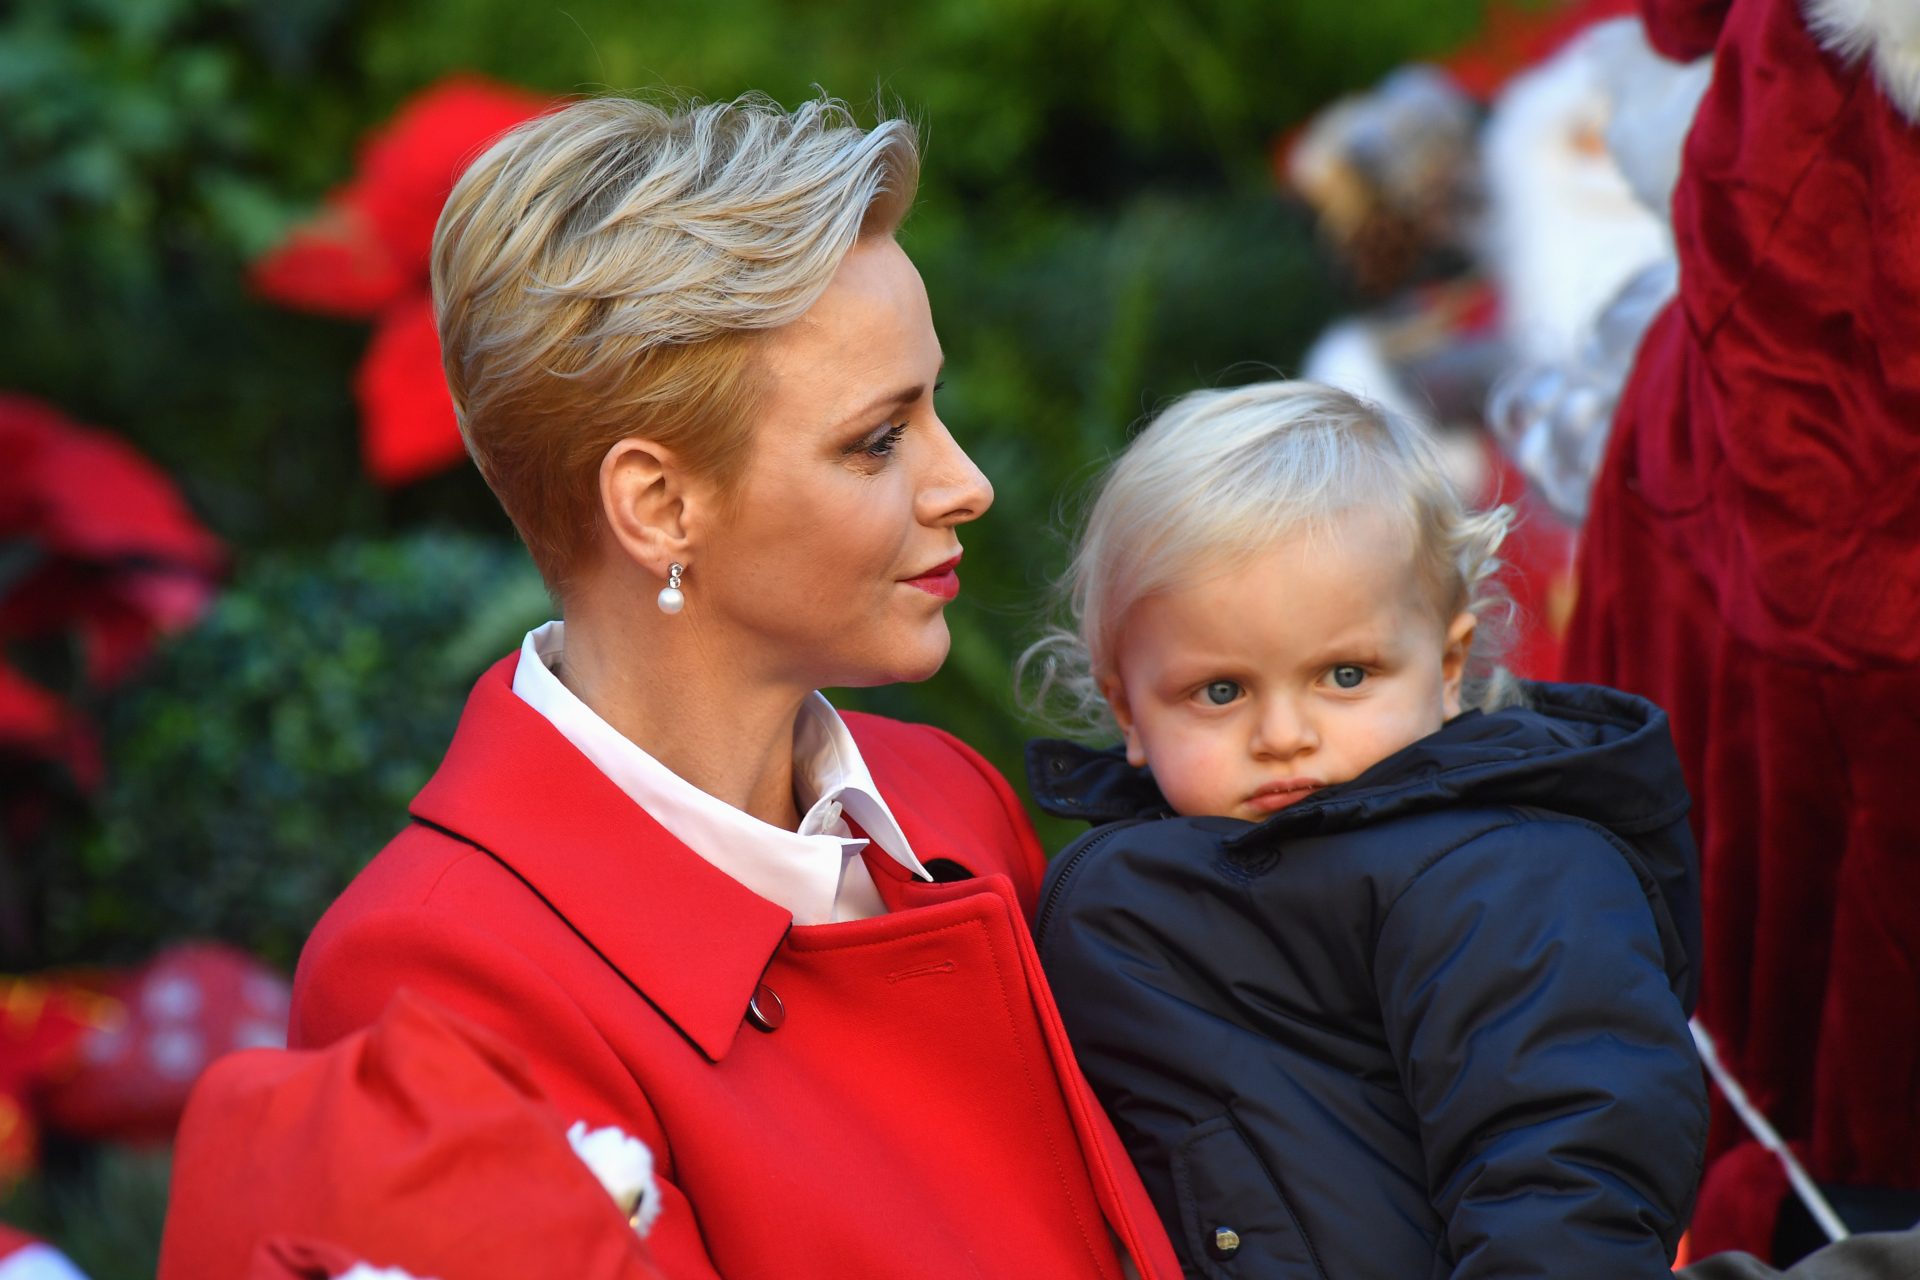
[746,983,785,1032]
[1209,1227,1241,1259]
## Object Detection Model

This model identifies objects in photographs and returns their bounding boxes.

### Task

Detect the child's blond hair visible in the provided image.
[1021,380,1520,736]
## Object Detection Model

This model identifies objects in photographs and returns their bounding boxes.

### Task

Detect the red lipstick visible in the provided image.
[903,553,962,600]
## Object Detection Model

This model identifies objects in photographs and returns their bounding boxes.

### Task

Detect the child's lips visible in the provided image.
[1245,780,1321,815]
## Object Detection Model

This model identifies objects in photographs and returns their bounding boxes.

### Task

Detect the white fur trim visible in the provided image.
[567,1120,663,1237]
[333,1267,434,1280]
[1804,0,1920,122]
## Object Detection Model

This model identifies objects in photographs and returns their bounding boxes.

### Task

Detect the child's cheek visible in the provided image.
[1156,733,1235,817]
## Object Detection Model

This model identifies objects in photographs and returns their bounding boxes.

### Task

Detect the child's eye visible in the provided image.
[1330,665,1366,690]
[1199,680,1242,706]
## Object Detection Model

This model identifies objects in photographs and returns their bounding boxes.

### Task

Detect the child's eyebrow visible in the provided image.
[1151,659,1242,689]
[1299,635,1397,667]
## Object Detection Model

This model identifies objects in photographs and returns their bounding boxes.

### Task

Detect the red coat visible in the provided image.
[288,655,1182,1279]
[1566,0,1920,1256]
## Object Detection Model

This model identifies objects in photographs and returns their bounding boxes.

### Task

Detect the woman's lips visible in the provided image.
[1245,781,1320,815]
[903,554,962,600]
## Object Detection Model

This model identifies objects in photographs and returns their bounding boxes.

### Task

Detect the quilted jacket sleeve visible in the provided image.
[1374,821,1709,1279]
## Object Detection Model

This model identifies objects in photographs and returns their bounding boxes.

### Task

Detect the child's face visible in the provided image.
[1101,507,1476,821]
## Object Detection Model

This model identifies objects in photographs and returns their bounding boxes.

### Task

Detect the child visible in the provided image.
[1023,381,1706,1279]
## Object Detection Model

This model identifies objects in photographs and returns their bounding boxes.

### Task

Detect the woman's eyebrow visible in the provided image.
[838,384,925,428]
[830,358,947,431]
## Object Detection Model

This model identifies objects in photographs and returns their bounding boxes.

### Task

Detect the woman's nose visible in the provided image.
[917,417,994,527]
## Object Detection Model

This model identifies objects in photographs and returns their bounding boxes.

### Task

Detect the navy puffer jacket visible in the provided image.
[1030,682,1707,1279]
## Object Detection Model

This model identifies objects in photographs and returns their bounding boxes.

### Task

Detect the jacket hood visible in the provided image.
[1029,680,1701,1005]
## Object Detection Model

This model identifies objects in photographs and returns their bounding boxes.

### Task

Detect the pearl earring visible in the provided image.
[657,563,685,615]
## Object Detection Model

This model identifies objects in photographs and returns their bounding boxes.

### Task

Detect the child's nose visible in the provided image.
[1251,695,1317,760]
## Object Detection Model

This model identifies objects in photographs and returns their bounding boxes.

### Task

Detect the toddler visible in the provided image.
[1024,381,1706,1279]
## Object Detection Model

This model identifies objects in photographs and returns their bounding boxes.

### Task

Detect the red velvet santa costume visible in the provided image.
[1564,0,1920,1257]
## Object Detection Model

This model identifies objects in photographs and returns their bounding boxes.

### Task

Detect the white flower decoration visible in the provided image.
[567,1120,663,1237]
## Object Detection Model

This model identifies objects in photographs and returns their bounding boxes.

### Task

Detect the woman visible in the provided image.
[214,95,1179,1278]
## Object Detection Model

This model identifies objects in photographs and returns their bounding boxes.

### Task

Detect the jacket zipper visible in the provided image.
[1033,819,1150,951]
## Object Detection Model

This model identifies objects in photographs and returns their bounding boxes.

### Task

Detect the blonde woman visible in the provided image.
[1024,381,1707,1278]
[246,96,1179,1279]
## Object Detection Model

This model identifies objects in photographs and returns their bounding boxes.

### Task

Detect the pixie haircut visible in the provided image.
[1022,380,1518,736]
[432,94,920,588]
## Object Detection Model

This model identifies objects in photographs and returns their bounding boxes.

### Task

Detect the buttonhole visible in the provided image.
[886,960,957,984]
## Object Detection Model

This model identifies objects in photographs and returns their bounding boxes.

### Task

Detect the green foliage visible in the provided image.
[356,0,1486,202]
[0,0,389,549]
[38,534,549,970]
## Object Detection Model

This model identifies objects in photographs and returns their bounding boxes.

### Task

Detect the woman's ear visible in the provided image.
[1099,674,1148,768]
[599,438,697,577]
[1441,610,1477,717]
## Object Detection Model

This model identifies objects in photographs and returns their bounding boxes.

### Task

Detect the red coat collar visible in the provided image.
[410,656,794,1063]
[409,657,1020,1065]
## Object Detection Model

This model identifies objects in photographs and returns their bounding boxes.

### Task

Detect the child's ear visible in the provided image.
[1441,610,1476,718]
[1099,675,1149,768]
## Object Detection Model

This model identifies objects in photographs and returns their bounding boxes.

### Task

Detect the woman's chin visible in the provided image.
[832,624,951,689]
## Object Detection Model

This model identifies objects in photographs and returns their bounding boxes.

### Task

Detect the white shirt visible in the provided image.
[511,621,930,925]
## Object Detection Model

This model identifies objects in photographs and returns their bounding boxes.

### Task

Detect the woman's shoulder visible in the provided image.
[288,819,648,1122]
[291,820,537,1015]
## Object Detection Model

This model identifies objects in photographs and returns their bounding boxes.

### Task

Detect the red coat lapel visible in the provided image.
[409,657,792,1063]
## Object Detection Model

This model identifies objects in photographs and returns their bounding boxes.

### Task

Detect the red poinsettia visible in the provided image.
[0,396,224,789]
[252,76,551,487]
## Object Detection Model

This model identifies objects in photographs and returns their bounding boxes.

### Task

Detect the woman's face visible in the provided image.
[692,236,992,690]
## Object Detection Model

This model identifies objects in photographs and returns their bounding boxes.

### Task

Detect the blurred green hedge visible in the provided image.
[37,535,547,971]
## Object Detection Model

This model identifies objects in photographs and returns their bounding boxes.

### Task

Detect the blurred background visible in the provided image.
[0,0,1674,1271]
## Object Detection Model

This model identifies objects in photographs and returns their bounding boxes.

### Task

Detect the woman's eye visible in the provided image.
[860,423,908,459]
[1199,680,1241,706]
[1330,665,1366,690]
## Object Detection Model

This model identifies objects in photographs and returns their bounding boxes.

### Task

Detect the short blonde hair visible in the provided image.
[1022,380,1518,735]
[432,93,920,588]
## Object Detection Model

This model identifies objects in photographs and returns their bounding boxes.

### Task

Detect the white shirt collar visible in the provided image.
[510,621,929,925]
